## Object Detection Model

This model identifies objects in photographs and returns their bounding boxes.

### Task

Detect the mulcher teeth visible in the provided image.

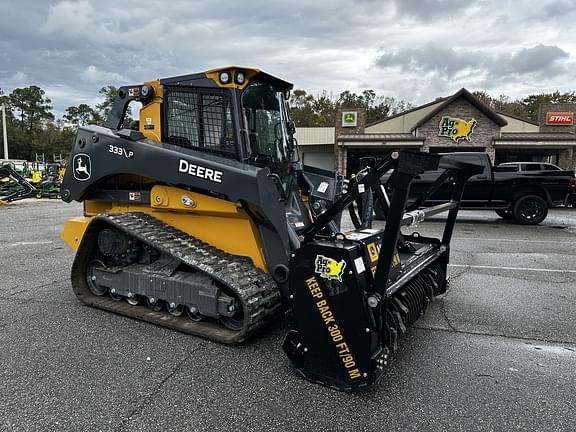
[385,262,445,352]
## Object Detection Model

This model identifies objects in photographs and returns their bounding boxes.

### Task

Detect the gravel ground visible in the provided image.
[0,200,575,432]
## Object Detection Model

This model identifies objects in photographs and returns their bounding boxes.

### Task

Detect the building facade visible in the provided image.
[296,88,576,175]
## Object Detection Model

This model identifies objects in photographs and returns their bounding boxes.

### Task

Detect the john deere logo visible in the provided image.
[439,116,477,142]
[73,153,91,181]
[342,111,358,127]
[315,255,346,282]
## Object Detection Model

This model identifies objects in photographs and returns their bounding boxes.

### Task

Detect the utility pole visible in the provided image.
[1,104,7,160]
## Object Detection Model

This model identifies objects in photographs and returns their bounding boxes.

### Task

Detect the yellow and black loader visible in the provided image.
[60,67,480,391]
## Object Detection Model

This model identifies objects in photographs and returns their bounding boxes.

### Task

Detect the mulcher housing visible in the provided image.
[60,66,480,391]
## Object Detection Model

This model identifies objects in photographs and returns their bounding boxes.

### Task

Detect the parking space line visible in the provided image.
[449,264,576,273]
[7,241,54,247]
[453,237,574,244]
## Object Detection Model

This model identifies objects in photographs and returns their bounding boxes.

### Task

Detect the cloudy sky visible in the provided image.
[1,0,575,115]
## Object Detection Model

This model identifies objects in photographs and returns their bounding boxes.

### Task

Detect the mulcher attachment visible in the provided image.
[283,151,482,391]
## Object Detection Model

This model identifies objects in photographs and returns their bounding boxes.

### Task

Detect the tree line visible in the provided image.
[472,90,576,121]
[1,84,575,162]
[289,89,415,126]
[290,89,576,127]
[0,85,130,162]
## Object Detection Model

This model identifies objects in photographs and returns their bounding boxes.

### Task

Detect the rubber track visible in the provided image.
[73,212,282,344]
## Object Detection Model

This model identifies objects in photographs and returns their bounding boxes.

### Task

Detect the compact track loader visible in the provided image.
[60,67,480,391]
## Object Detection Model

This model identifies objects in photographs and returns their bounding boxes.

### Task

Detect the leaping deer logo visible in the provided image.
[76,158,88,175]
[73,154,91,181]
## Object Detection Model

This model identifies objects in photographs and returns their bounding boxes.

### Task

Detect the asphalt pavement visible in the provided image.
[1,200,575,432]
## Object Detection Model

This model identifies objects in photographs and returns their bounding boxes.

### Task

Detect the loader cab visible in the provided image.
[105,67,296,183]
[153,67,295,178]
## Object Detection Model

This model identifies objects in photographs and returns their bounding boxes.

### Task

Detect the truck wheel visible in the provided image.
[495,209,514,220]
[513,195,548,225]
[374,200,386,220]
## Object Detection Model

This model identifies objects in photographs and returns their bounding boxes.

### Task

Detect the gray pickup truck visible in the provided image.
[375,152,573,225]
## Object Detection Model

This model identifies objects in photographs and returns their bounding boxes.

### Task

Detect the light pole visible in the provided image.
[0,104,7,160]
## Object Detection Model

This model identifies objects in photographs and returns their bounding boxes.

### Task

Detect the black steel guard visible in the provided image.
[301,155,397,242]
[301,150,482,331]
[370,153,484,292]
[302,151,482,245]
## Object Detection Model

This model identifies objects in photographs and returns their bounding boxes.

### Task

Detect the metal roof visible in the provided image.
[498,133,576,141]
[294,127,335,145]
[496,111,539,126]
[364,97,448,128]
[339,133,422,142]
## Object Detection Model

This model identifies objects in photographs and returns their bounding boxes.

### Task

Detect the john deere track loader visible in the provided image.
[60,66,480,391]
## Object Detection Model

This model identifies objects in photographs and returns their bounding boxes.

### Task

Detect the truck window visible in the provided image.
[447,154,486,176]
[525,164,542,171]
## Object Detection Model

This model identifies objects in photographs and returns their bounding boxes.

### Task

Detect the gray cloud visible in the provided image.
[377,46,482,77]
[376,44,570,81]
[391,0,471,20]
[505,44,569,74]
[542,0,576,18]
[1,0,575,114]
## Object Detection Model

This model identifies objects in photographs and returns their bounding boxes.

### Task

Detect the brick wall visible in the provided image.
[558,148,575,170]
[539,103,576,133]
[416,97,500,161]
[335,145,346,172]
[335,107,366,136]
[335,108,366,172]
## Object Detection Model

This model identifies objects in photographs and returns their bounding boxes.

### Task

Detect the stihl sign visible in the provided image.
[546,112,574,125]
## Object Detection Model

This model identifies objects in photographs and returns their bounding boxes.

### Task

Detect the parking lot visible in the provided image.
[1,200,575,432]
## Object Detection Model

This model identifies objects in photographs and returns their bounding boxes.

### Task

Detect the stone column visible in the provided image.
[421,139,430,152]
[335,107,367,136]
[558,148,574,169]
[334,107,366,176]
[485,141,496,164]
[335,144,347,172]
